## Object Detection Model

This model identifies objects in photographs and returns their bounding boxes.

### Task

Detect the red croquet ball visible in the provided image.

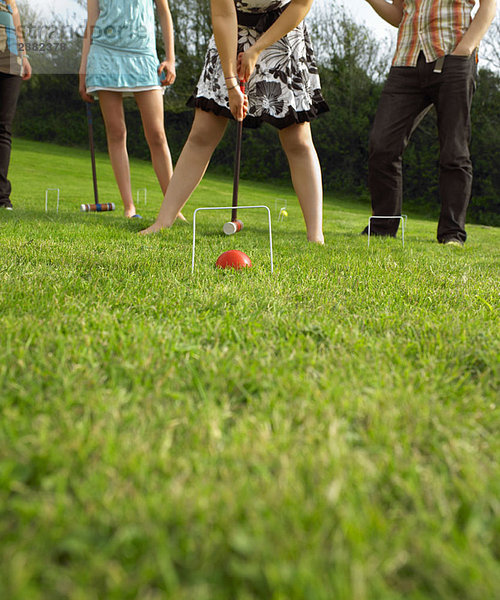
[216,250,252,270]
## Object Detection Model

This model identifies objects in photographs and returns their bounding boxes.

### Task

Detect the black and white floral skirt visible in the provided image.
[187,12,329,129]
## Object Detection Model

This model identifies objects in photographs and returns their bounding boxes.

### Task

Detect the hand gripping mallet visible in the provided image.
[223,81,246,235]
[81,103,115,213]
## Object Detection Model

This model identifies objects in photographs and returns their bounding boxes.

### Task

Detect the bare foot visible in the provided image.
[139,222,164,235]
[308,236,325,245]
[124,205,137,218]
[176,212,187,222]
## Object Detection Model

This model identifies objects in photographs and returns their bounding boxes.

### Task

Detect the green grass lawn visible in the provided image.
[1,138,499,599]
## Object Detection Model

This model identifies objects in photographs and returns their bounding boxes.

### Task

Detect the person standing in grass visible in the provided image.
[140,0,329,243]
[361,0,497,247]
[0,0,31,211]
[79,0,185,220]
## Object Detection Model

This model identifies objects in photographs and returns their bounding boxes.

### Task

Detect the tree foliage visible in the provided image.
[482,20,500,72]
[159,0,212,111]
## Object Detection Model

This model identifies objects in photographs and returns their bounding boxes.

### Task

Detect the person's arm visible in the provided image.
[155,0,176,85]
[364,0,404,28]
[79,0,99,102]
[11,0,31,80]
[211,0,247,121]
[452,0,497,56]
[237,0,336,80]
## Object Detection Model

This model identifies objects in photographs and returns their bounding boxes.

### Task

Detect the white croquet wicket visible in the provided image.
[136,188,147,206]
[45,188,60,213]
[367,215,408,247]
[192,205,274,274]
[275,197,288,219]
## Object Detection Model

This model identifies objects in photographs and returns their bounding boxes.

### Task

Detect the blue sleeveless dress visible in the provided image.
[86,0,162,94]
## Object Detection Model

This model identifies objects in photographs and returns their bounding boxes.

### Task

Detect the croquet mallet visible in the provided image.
[81,103,115,213]
[223,81,246,235]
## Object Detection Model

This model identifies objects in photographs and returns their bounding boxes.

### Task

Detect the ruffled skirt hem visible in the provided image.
[186,94,329,130]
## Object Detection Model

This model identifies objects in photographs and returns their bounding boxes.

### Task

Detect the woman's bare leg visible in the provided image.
[278,122,324,243]
[98,91,136,218]
[134,89,185,221]
[140,109,228,234]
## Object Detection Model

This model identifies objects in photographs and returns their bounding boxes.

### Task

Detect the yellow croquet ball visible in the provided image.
[280,209,288,218]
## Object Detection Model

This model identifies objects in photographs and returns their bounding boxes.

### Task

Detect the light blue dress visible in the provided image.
[86,0,162,93]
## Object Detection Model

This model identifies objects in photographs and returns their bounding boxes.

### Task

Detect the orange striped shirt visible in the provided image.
[393,0,476,66]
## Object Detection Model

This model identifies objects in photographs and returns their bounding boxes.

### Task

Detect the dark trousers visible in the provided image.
[0,72,22,207]
[368,52,477,243]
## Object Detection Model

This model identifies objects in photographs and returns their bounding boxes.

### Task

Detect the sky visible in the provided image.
[29,0,85,21]
[337,0,396,37]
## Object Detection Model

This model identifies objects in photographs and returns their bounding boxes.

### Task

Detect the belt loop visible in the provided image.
[433,56,445,73]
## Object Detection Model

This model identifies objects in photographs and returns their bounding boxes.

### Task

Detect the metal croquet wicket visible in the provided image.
[192,205,274,274]
[275,197,288,220]
[45,188,60,213]
[136,188,147,206]
[278,205,288,222]
[367,215,408,247]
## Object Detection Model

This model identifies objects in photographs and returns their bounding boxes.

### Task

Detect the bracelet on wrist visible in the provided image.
[227,83,238,91]
[225,76,238,81]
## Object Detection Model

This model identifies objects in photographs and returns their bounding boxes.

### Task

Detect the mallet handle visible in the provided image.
[231,82,246,222]
[86,103,99,205]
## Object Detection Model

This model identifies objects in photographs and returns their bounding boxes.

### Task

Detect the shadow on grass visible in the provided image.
[2,208,156,233]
